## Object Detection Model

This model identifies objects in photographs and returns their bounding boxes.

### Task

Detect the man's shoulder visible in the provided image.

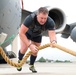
[30,13,36,18]
[24,13,36,22]
[47,16,53,21]
[23,13,36,27]
[47,16,55,24]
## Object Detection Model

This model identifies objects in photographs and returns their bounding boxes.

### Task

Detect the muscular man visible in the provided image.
[17,7,57,73]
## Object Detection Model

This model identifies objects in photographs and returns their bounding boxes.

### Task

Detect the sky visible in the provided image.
[23,0,76,24]
[7,0,76,61]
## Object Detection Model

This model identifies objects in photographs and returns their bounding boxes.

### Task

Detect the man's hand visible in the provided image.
[29,44,38,54]
[50,40,57,48]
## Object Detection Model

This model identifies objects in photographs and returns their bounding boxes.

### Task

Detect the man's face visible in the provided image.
[37,13,48,25]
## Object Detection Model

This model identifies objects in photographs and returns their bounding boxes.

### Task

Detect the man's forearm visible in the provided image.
[48,30,57,43]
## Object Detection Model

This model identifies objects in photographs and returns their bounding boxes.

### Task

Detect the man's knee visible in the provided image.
[32,52,38,56]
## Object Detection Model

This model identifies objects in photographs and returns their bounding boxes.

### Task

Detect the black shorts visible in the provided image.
[26,32,42,43]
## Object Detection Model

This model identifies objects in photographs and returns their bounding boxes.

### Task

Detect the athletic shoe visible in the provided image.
[17,60,22,71]
[29,65,37,73]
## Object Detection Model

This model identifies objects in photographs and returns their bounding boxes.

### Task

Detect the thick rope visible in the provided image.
[0,43,50,67]
[0,43,76,68]
[53,43,76,56]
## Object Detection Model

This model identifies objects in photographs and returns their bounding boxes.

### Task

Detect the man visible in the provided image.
[17,7,57,73]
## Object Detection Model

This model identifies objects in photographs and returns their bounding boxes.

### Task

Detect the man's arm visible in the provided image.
[48,30,57,44]
[19,24,31,47]
[19,24,38,53]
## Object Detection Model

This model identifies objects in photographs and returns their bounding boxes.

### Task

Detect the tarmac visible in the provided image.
[0,62,76,75]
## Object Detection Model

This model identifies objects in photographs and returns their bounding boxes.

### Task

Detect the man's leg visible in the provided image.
[30,55,37,65]
[17,39,28,71]
[29,54,37,73]
[17,50,25,71]
[29,41,41,73]
[18,50,25,60]
[29,35,42,73]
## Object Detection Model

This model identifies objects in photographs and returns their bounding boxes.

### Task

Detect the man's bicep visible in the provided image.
[23,15,33,27]
[19,24,28,34]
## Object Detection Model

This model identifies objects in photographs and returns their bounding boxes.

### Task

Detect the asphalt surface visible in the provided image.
[0,62,76,75]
